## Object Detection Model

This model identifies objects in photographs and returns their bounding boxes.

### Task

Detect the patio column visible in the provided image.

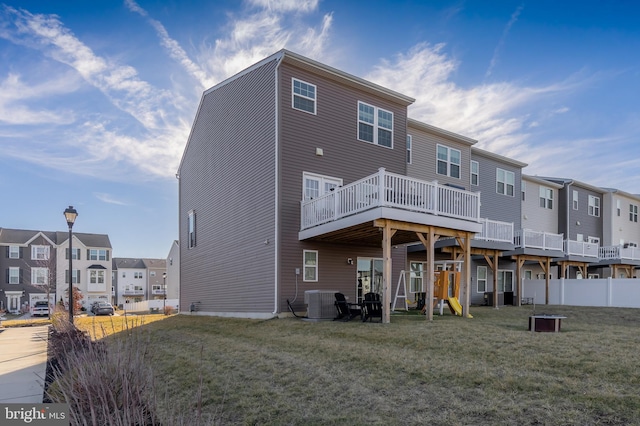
[381,220,396,324]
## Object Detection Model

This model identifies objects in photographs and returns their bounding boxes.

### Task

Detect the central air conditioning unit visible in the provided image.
[304,290,337,320]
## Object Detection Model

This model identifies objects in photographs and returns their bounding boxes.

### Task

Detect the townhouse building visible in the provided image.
[177,49,482,322]
[143,258,167,300]
[0,228,112,314]
[113,258,147,306]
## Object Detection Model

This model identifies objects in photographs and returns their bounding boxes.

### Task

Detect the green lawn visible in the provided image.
[97,305,639,425]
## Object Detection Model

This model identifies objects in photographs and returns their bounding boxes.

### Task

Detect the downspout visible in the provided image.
[273,53,284,315]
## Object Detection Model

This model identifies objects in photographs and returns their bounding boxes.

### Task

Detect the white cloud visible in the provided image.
[486,4,524,78]
[94,192,128,205]
[246,0,319,13]
[365,43,574,156]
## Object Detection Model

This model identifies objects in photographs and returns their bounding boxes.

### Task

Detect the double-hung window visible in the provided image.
[470,160,479,186]
[358,102,393,148]
[292,78,316,114]
[88,249,108,261]
[630,204,638,223]
[539,186,553,209]
[31,245,50,260]
[572,190,578,210]
[9,246,19,259]
[66,269,80,284]
[31,267,48,285]
[476,266,487,293]
[303,250,318,282]
[588,195,600,217]
[406,135,412,164]
[90,270,105,284]
[409,262,424,293]
[8,267,19,284]
[66,248,80,260]
[496,169,515,196]
[437,145,461,178]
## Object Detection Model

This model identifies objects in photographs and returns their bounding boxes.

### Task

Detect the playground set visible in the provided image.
[393,260,472,318]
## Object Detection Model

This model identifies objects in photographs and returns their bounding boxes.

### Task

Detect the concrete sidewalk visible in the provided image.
[0,325,49,403]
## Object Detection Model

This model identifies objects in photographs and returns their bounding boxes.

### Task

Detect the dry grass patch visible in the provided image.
[46,306,640,424]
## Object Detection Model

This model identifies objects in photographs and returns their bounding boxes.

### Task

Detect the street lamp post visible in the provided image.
[64,206,78,324]
[162,272,167,315]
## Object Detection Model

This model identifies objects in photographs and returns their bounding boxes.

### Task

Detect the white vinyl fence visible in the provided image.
[121,299,179,313]
[522,278,640,308]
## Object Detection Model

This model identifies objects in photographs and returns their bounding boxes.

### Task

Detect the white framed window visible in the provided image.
[188,210,196,249]
[437,145,461,178]
[357,101,393,148]
[8,246,19,259]
[8,267,19,284]
[31,245,50,260]
[66,269,80,284]
[406,135,412,164]
[292,78,316,114]
[303,250,318,282]
[476,266,487,293]
[302,172,342,200]
[409,262,424,293]
[588,273,599,279]
[630,204,638,223]
[471,160,479,186]
[90,270,105,284]
[539,186,553,209]
[66,248,80,260]
[587,236,600,244]
[134,272,143,279]
[617,200,621,216]
[497,270,513,292]
[150,271,156,277]
[88,249,108,261]
[31,267,48,285]
[496,169,514,196]
[588,195,600,217]
[572,190,578,210]
[521,181,526,201]
[524,270,533,280]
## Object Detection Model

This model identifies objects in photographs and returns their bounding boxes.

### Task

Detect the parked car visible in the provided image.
[32,301,50,317]
[93,302,114,316]
[90,301,100,314]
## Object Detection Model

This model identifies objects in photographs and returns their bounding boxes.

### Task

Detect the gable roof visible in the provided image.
[0,228,111,248]
[113,257,147,269]
[408,118,477,146]
[471,146,528,168]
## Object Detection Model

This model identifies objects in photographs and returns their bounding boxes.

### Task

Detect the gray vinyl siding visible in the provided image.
[277,62,409,313]
[406,124,471,189]
[472,152,522,228]
[179,58,278,314]
[558,184,603,242]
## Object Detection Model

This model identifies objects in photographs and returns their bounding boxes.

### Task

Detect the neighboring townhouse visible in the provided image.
[143,258,167,300]
[465,147,527,306]
[113,258,147,306]
[0,228,112,314]
[166,240,180,301]
[0,229,54,313]
[520,175,564,280]
[177,49,483,322]
[600,188,640,278]
[55,231,113,311]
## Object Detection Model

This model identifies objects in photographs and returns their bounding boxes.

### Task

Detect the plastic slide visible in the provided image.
[447,297,473,318]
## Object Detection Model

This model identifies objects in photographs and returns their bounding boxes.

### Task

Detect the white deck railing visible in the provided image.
[599,245,640,261]
[474,218,513,243]
[514,229,564,251]
[564,240,599,258]
[300,168,481,230]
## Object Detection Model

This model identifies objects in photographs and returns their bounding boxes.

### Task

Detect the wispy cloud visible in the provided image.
[124,0,213,89]
[486,4,524,79]
[94,192,128,205]
[366,43,572,154]
[0,2,333,181]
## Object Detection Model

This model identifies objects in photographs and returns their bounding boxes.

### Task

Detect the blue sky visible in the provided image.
[1,0,639,258]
